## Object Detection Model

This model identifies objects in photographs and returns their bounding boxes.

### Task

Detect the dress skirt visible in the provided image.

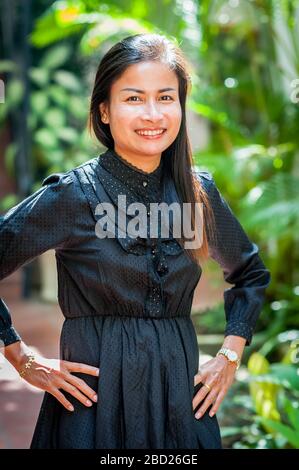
[29,314,223,449]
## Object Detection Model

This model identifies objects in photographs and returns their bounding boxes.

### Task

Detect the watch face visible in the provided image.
[228,351,238,361]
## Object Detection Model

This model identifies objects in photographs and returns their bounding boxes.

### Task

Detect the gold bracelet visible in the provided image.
[19,350,36,378]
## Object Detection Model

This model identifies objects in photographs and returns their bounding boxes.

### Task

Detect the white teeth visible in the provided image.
[136,129,165,136]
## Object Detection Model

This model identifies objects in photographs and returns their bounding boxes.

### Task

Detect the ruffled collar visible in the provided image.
[97,148,164,201]
[73,154,188,276]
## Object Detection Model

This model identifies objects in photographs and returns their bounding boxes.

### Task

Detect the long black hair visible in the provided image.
[88,33,216,264]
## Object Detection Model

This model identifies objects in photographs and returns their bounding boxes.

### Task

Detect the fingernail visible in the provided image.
[86,399,92,406]
[68,405,74,411]
[93,394,98,402]
[195,412,202,419]
[210,411,215,417]
[96,369,100,376]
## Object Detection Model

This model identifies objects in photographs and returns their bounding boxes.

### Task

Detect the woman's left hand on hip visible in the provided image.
[192,354,237,419]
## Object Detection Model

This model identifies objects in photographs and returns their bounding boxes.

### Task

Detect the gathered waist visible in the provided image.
[63,311,191,321]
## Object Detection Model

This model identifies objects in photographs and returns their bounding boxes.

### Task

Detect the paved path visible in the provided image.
[0,271,63,448]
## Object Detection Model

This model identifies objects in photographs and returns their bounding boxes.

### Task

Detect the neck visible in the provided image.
[113,146,161,174]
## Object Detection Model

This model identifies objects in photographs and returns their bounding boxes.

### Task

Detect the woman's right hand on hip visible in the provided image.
[16,352,99,411]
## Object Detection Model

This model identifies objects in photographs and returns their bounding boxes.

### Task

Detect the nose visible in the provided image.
[142,100,164,122]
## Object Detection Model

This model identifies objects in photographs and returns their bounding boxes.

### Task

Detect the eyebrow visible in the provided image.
[120,87,176,93]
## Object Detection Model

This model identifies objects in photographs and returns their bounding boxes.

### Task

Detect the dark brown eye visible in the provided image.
[127,96,141,102]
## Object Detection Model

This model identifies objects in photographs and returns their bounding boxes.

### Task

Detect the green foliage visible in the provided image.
[0,42,96,181]
[189,3,299,377]
[219,332,299,449]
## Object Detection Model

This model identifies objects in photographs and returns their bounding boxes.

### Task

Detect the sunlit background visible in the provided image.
[0,0,299,449]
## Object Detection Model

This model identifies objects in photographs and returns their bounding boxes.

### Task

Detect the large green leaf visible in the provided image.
[247,364,299,390]
[47,85,69,107]
[0,60,18,73]
[240,172,299,237]
[56,127,78,143]
[270,364,299,390]
[68,95,88,119]
[34,128,58,148]
[257,416,299,448]
[53,70,82,91]
[31,92,49,115]
[43,108,66,128]
[28,67,50,86]
[39,44,73,70]
[30,7,84,47]
[282,396,299,431]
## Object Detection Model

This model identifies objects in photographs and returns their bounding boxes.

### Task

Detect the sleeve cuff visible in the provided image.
[224,321,254,346]
[0,326,22,347]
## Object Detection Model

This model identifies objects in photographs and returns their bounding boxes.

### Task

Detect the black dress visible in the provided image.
[0,148,271,449]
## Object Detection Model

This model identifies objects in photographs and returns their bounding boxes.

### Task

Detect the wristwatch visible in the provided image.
[216,347,241,370]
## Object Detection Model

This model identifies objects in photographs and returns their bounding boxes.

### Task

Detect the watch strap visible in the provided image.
[216,347,240,369]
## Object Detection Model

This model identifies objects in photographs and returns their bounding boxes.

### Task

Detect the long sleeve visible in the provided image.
[198,170,271,346]
[0,171,78,347]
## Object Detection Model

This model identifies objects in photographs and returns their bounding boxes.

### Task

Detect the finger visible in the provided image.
[208,390,226,417]
[58,380,95,408]
[51,388,75,412]
[194,370,203,387]
[192,381,214,411]
[65,374,98,402]
[64,361,100,376]
[195,392,218,419]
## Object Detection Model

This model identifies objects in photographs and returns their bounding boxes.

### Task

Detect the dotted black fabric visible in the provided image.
[0,148,271,449]
[198,171,271,344]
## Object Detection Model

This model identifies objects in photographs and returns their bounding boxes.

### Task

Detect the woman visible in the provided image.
[0,33,271,449]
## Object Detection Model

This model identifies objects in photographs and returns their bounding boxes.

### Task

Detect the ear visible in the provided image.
[99,102,109,124]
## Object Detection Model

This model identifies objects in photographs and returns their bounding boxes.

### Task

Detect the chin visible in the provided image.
[136,141,171,152]
[137,147,165,157]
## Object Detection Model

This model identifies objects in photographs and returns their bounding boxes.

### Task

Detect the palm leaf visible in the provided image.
[240,172,299,238]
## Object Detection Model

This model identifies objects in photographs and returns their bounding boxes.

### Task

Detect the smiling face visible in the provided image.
[99,61,182,170]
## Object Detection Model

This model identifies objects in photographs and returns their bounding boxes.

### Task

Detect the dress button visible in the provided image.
[142,181,148,187]
[147,210,151,216]
[151,247,157,255]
